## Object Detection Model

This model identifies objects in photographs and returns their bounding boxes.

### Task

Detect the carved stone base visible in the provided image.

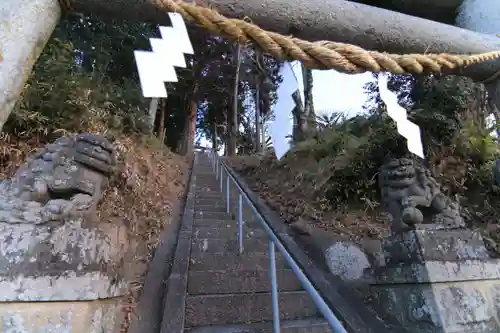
[382,226,490,265]
[0,298,123,333]
[0,218,129,332]
[370,227,500,333]
[0,218,129,301]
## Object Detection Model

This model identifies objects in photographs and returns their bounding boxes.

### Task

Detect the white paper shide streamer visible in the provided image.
[378,74,424,159]
[134,13,194,98]
[271,62,300,160]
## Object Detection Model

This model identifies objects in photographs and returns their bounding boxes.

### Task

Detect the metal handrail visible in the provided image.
[206,150,348,333]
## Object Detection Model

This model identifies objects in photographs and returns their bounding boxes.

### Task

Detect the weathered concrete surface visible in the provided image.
[289,219,379,283]
[69,0,500,80]
[0,218,128,301]
[382,228,490,265]
[372,280,500,332]
[0,298,122,333]
[370,227,500,332]
[324,241,371,281]
[0,0,61,132]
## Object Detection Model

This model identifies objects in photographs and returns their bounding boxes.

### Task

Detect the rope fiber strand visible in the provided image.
[156,0,500,75]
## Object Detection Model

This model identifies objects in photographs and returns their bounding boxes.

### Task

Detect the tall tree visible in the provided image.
[301,63,316,135]
[228,42,242,156]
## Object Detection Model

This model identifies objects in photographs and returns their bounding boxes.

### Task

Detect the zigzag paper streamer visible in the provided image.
[271,62,300,160]
[134,13,194,98]
[378,73,424,159]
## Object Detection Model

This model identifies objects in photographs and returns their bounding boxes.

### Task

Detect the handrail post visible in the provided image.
[269,240,280,333]
[238,194,243,254]
[226,175,230,214]
[215,159,219,180]
[220,167,223,192]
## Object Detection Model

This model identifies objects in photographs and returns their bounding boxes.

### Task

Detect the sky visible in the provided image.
[270,61,373,158]
[203,63,373,153]
[290,61,373,118]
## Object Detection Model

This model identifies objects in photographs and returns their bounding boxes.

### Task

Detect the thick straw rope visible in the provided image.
[156,0,500,75]
[58,0,500,75]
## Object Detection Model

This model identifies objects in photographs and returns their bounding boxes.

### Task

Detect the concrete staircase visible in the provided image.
[161,153,332,333]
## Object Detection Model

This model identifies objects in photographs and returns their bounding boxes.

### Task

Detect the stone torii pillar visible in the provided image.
[0,0,61,132]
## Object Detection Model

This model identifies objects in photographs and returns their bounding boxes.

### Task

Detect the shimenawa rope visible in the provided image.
[58,0,500,76]
[155,0,500,75]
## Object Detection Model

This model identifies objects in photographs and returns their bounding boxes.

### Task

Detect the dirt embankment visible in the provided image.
[99,136,190,330]
[227,152,500,257]
[226,154,390,244]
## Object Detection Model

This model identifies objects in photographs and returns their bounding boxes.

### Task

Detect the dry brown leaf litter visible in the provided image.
[99,135,189,332]
[226,154,390,244]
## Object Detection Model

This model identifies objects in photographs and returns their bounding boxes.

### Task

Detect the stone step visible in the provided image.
[191,238,270,253]
[185,291,319,327]
[189,252,286,271]
[192,226,266,240]
[195,198,226,206]
[195,197,240,205]
[185,318,332,333]
[193,218,261,229]
[195,194,225,201]
[194,211,233,220]
[187,269,302,294]
[195,206,255,218]
[194,193,227,199]
[195,189,238,196]
[195,203,254,213]
[194,205,227,212]
[196,188,222,194]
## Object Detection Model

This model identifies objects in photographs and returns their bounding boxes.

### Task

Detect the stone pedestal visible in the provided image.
[370,226,500,333]
[0,218,129,333]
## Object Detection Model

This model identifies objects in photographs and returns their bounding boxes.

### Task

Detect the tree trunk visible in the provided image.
[261,118,266,150]
[291,90,305,143]
[228,43,242,156]
[157,99,166,143]
[147,98,159,134]
[301,62,316,135]
[255,78,262,153]
[491,103,500,138]
[74,0,500,80]
[178,82,199,155]
[486,81,500,137]
[212,123,218,151]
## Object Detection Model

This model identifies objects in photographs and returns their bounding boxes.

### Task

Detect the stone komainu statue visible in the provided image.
[0,133,115,224]
[378,158,464,233]
[0,133,128,332]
